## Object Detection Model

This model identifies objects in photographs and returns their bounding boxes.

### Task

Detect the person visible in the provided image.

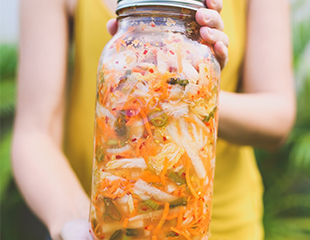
[12,0,295,239]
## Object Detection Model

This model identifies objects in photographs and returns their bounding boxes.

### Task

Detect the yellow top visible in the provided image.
[64,0,264,239]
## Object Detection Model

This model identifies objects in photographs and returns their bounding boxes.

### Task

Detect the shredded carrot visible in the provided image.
[153,202,170,234]
[160,157,169,185]
[194,199,198,220]
[170,227,182,235]
[123,218,129,228]
[185,156,199,199]
[140,171,161,183]
[188,229,200,236]
[166,213,179,220]
[176,208,184,229]
[101,78,114,105]
[135,138,142,157]
[139,108,153,141]
[152,236,157,240]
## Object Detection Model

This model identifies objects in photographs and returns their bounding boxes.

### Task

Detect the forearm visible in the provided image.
[12,129,90,239]
[218,91,295,149]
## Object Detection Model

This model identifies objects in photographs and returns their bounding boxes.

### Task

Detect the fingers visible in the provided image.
[196,8,224,31]
[107,19,118,36]
[214,41,229,69]
[200,27,229,47]
[205,0,223,13]
[60,219,93,240]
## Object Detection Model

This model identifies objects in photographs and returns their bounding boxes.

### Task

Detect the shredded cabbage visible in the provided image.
[133,179,178,202]
[106,157,147,170]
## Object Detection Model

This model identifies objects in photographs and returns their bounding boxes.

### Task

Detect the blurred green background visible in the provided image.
[1,0,310,239]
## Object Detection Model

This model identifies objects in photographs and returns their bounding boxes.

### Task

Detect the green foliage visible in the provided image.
[0,132,13,203]
[255,0,310,239]
[0,44,18,79]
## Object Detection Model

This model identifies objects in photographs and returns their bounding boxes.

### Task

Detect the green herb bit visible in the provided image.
[138,203,153,213]
[95,146,105,163]
[178,79,189,87]
[110,229,123,240]
[125,70,132,76]
[203,107,217,123]
[115,111,128,137]
[169,197,187,208]
[148,110,168,127]
[107,139,128,148]
[125,228,143,236]
[166,231,179,237]
[168,172,186,185]
[98,71,105,84]
[177,168,186,178]
[144,199,159,210]
[104,197,122,221]
[167,78,189,87]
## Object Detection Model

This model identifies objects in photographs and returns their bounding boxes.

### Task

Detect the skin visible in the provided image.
[11,0,295,239]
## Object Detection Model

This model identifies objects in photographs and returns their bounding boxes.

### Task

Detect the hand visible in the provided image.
[196,0,229,68]
[107,0,228,69]
[60,219,93,240]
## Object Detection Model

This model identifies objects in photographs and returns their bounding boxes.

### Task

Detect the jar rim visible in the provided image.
[116,0,205,14]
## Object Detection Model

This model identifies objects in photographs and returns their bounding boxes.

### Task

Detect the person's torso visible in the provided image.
[64,1,264,239]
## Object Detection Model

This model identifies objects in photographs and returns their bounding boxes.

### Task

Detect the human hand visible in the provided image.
[60,219,93,240]
[196,0,229,69]
[107,0,228,69]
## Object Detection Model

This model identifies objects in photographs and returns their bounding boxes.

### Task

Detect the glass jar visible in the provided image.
[90,1,220,240]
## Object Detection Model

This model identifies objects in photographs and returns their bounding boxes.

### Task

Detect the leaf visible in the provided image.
[0,131,13,203]
[0,44,18,79]
[289,132,310,172]
[0,79,16,117]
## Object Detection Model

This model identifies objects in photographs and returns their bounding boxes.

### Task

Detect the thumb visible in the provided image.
[60,219,93,240]
[107,19,118,36]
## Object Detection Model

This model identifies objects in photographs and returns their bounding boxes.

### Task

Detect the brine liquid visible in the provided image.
[90,18,219,240]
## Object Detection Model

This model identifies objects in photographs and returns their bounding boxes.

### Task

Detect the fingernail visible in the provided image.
[207,28,214,35]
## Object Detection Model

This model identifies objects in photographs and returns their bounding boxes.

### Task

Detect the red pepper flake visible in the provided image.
[143,50,148,55]
[102,169,105,172]
[186,50,191,54]
[169,50,175,55]
[181,173,186,178]
[149,68,154,73]
[197,91,200,95]
[112,108,116,111]
[105,116,109,124]
[163,136,167,141]
[89,230,91,233]
[132,138,137,142]
[115,61,119,64]
[150,22,156,27]
[116,155,122,159]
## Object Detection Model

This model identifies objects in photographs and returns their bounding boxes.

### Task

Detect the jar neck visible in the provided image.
[117,6,199,35]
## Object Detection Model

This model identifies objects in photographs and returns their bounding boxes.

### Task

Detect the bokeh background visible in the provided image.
[1,0,309,239]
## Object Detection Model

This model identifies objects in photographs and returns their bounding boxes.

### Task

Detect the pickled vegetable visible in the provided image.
[90,11,219,240]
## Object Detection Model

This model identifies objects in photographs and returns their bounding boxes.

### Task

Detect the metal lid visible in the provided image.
[116,0,205,13]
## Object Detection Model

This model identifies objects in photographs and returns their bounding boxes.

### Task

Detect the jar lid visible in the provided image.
[116,0,205,13]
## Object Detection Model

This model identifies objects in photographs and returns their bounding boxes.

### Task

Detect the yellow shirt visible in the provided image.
[64,0,264,239]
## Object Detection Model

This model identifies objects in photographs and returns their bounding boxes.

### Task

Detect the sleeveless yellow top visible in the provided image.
[64,0,264,239]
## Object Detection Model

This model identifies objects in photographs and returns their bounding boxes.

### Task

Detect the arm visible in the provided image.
[12,0,90,239]
[218,0,296,149]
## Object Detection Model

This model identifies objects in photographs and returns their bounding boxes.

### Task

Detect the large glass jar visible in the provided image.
[90,1,220,240]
